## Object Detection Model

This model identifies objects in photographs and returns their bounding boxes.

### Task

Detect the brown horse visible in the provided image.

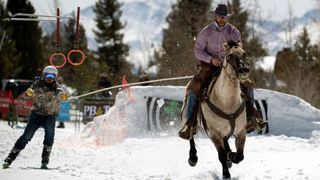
[188,41,250,179]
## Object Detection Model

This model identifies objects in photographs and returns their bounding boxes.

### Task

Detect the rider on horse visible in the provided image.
[179,4,267,140]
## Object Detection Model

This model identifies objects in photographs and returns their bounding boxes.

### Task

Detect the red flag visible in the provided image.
[121,75,135,102]
[121,75,129,90]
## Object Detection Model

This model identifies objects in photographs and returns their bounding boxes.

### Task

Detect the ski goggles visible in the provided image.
[44,73,56,79]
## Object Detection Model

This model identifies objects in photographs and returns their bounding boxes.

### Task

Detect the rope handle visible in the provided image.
[50,8,67,68]
[67,7,86,66]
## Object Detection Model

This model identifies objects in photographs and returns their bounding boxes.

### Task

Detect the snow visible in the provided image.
[1,86,320,179]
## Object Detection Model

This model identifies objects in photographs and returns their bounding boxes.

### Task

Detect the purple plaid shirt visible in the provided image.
[194,22,241,63]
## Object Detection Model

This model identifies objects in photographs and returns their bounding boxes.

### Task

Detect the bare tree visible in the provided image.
[282,1,296,48]
[247,0,261,39]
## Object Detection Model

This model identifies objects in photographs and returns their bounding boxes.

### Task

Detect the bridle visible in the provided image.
[222,46,250,80]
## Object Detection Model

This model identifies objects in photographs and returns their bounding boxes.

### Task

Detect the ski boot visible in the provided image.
[41,146,52,169]
[41,163,48,169]
[2,148,20,169]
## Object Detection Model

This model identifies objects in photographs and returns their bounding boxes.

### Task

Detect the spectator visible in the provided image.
[97,73,112,97]
[56,77,70,128]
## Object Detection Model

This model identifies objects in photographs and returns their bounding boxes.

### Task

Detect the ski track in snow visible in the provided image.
[0,121,320,180]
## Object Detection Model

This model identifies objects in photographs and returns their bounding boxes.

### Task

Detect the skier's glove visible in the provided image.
[25,88,34,97]
[57,87,70,102]
[58,92,69,101]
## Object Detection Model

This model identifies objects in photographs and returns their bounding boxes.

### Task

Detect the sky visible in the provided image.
[4,0,316,21]
[1,86,320,179]
[245,0,317,21]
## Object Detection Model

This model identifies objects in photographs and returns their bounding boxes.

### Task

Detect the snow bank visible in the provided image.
[83,86,320,146]
[255,89,320,138]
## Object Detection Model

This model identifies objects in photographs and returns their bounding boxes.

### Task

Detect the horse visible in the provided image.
[188,41,250,179]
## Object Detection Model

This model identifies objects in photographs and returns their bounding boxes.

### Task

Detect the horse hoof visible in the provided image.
[223,170,231,179]
[188,156,198,167]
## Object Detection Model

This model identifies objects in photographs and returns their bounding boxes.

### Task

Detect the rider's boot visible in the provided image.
[241,81,267,133]
[179,90,198,140]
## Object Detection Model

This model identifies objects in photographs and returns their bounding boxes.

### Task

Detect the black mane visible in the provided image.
[227,41,239,48]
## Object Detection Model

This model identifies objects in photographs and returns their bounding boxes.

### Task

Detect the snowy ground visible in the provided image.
[0,120,320,180]
[1,87,320,179]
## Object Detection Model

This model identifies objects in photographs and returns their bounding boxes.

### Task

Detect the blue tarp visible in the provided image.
[57,101,71,122]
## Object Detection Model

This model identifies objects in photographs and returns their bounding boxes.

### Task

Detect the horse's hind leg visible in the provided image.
[228,133,246,164]
[188,137,198,166]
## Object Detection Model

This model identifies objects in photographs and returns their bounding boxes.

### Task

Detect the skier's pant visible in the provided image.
[13,112,56,151]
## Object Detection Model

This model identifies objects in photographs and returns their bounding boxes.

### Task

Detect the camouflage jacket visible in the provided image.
[28,80,69,116]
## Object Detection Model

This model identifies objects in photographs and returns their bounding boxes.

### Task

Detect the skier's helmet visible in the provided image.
[43,65,58,79]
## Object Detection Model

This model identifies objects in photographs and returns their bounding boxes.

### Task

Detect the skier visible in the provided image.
[2,65,70,169]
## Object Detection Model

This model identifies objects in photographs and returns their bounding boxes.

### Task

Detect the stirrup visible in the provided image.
[253,117,267,131]
[256,119,267,130]
[178,124,194,140]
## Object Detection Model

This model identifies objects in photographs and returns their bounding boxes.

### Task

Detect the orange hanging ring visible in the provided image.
[67,49,85,66]
[50,52,67,68]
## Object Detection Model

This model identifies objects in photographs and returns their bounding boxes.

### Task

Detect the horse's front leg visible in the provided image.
[188,137,198,166]
[217,147,231,179]
[228,132,246,164]
[212,138,231,179]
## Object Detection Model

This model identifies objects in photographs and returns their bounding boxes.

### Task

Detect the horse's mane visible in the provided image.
[227,41,239,48]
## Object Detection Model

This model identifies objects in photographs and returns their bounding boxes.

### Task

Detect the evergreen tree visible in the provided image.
[6,0,43,79]
[156,0,211,85]
[93,0,130,85]
[227,0,268,88]
[294,27,320,69]
[0,0,21,79]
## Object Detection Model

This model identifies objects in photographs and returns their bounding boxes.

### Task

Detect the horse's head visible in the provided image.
[223,41,250,81]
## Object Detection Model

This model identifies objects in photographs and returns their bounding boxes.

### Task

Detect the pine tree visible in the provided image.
[0,0,21,79]
[294,27,319,69]
[93,0,130,85]
[156,0,211,85]
[6,0,43,79]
